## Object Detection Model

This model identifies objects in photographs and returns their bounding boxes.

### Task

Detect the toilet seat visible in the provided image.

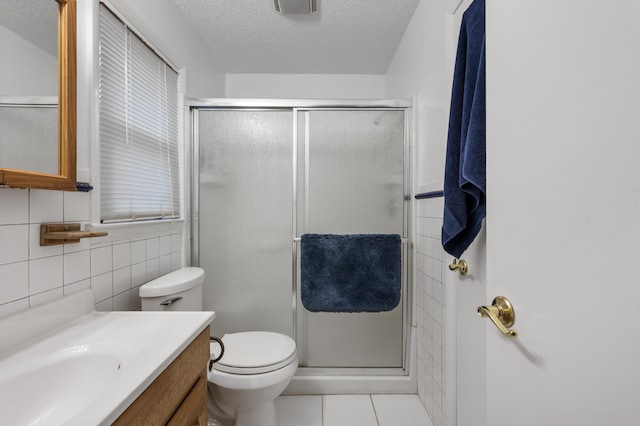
[213,331,296,375]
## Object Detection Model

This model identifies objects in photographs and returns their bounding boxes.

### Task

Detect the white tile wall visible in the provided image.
[0,187,184,317]
[386,0,462,421]
[415,194,449,426]
[0,225,29,264]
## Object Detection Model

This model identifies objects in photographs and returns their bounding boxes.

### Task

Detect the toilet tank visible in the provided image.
[139,267,205,311]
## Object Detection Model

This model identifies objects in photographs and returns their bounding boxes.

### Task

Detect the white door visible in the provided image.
[453,228,486,426]
[484,1,640,424]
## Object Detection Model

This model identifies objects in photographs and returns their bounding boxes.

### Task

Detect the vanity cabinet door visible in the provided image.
[167,375,207,426]
[114,327,209,425]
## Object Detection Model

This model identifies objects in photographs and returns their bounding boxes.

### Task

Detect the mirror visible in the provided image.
[0,0,76,191]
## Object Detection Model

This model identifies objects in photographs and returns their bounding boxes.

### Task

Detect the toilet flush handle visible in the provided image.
[160,296,183,306]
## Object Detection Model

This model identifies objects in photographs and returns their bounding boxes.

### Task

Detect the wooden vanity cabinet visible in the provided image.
[114,326,210,426]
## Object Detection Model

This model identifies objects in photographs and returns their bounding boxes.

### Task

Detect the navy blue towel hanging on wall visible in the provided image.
[300,234,401,313]
[442,0,486,258]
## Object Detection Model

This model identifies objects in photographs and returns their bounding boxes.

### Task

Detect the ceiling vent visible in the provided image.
[274,0,318,14]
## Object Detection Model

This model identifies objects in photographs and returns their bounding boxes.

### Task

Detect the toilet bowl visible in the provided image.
[139,267,298,426]
[208,331,298,426]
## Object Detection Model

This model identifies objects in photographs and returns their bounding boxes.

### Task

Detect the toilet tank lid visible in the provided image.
[139,267,205,297]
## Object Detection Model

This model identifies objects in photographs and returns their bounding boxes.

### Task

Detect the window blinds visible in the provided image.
[98,5,180,223]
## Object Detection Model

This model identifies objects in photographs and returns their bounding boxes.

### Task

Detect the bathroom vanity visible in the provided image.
[114,327,209,425]
[0,289,214,425]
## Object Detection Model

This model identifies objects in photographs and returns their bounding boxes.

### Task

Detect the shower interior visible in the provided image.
[191,100,413,393]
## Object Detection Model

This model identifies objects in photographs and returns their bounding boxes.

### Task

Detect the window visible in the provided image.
[98,4,180,223]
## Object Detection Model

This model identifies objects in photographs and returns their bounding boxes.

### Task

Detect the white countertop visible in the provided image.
[0,289,214,425]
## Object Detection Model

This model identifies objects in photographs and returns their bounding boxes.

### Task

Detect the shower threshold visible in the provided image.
[285,367,415,395]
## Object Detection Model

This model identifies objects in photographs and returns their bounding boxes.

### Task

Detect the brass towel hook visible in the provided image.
[449,258,468,275]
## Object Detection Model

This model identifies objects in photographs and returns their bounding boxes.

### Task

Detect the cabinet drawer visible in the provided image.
[168,374,207,426]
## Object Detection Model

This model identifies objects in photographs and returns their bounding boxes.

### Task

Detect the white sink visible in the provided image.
[0,289,214,425]
[0,350,122,425]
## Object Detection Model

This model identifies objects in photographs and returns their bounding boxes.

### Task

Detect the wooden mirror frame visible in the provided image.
[0,0,76,191]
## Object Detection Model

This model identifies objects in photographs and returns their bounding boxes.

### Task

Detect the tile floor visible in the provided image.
[274,394,433,426]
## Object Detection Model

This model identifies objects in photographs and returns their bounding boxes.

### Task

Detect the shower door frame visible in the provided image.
[189,98,413,382]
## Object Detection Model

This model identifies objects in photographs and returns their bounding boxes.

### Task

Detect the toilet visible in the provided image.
[139,267,298,426]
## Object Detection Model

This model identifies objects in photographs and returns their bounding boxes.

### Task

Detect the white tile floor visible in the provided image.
[274,394,434,426]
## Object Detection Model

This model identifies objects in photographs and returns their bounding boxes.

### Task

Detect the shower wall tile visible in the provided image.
[415,194,449,426]
[0,188,184,316]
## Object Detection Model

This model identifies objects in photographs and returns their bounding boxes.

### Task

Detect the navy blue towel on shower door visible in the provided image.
[300,234,402,313]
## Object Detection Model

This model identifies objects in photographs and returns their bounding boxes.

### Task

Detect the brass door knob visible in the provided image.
[477,296,518,338]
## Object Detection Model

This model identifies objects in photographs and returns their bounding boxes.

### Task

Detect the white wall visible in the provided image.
[386,0,472,425]
[0,0,224,316]
[104,0,225,98]
[226,73,386,99]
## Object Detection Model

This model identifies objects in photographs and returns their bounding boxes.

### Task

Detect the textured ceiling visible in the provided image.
[0,0,58,57]
[172,0,421,74]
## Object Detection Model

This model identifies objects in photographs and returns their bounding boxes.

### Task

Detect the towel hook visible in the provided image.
[449,258,468,276]
[209,336,225,372]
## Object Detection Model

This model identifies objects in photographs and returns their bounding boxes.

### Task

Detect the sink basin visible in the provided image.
[0,289,214,425]
[0,350,122,425]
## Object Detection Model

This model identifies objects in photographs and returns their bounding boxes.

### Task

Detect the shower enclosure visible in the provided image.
[191,99,411,390]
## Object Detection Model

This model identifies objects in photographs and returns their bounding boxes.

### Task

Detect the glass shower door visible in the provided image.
[197,110,294,338]
[296,109,407,368]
